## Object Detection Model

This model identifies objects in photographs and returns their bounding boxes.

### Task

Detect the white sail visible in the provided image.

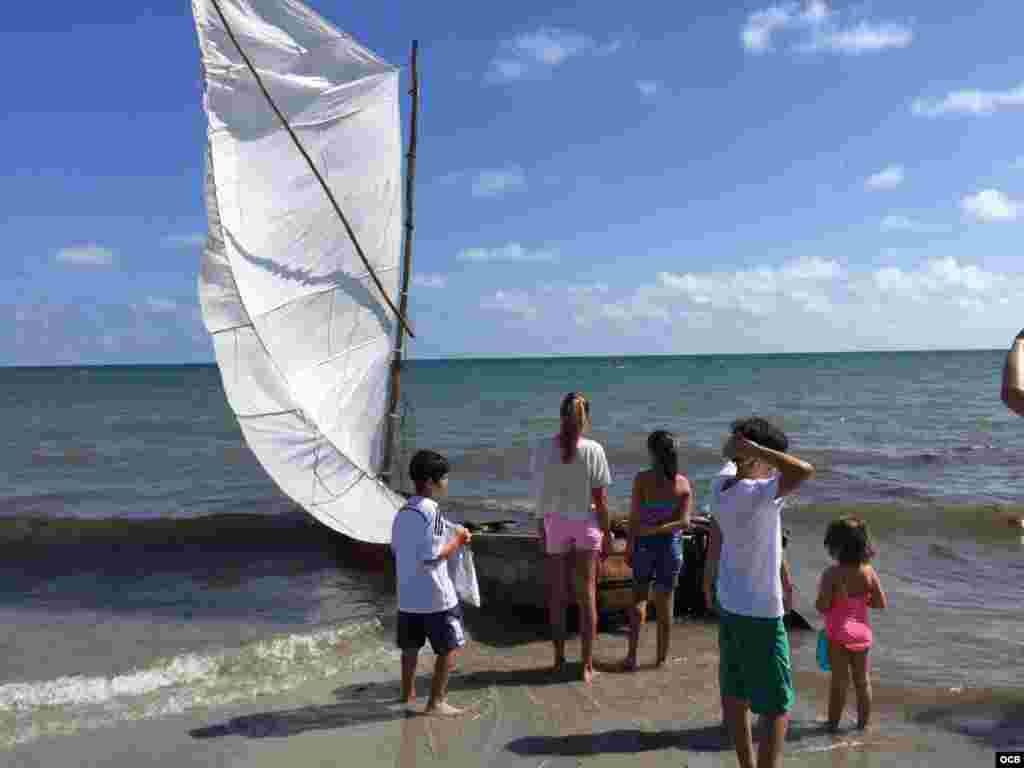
[191,0,406,543]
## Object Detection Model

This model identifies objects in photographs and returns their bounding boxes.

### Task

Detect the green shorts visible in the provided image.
[718,609,794,715]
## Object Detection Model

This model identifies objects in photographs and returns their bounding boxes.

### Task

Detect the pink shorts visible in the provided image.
[543,514,603,555]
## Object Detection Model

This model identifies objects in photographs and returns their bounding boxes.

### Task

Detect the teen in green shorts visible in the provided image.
[703,418,815,768]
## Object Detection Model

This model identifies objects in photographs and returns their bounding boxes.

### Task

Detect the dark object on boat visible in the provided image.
[784,608,813,631]
[466,516,814,631]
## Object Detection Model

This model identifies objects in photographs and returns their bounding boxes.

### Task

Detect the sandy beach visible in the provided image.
[8,609,1018,768]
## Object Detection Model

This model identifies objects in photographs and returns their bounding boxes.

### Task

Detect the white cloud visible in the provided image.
[133,297,182,314]
[742,2,911,56]
[741,6,794,53]
[471,166,526,198]
[880,214,917,231]
[469,256,1024,352]
[961,189,1019,222]
[480,290,538,321]
[438,167,527,198]
[803,21,912,54]
[485,28,618,83]
[456,243,558,264]
[413,273,447,289]
[913,82,1024,117]
[438,171,465,186]
[161,233,206,248]
[55,245,116,267]
[864,165,905,191]
[2,301,208,366]
[635,80,661,96]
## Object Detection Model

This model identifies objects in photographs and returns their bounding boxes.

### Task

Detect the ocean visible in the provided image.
[1,351,1022,750]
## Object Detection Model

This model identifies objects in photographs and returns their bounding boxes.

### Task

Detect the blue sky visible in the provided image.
[3,0,1024,365]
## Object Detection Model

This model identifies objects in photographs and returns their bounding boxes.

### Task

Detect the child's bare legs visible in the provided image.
[545,553,569,671]
[625,588,647,670]
[827,640,851,730]
[424,650,462,716]
[576,550,600,684]
[723,696,755,768]
[400,650,419,704]
[757,711,789,768]
[652,588,673,666]
[850,650,872,729]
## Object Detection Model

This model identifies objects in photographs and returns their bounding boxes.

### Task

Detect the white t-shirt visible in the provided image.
[530,436,612,521]
[390,496,458,614]
[711,461,786,619]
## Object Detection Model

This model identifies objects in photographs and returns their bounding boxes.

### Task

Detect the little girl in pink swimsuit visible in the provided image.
[815,516,888,731]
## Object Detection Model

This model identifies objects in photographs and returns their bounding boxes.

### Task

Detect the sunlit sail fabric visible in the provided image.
[191,0,405,543]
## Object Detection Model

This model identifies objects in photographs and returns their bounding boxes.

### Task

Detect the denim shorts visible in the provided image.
[632,534,683,593]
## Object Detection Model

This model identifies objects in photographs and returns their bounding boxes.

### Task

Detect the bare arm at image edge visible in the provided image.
[1001,330,1024,417]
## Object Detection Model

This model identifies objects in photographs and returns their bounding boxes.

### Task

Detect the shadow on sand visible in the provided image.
[506,719,835,757]
[188,661,589,741]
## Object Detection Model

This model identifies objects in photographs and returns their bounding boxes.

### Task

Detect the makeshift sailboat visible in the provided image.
[189,0,810,628]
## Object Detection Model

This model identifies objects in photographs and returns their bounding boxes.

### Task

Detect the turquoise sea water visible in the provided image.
[0,352,1021,747]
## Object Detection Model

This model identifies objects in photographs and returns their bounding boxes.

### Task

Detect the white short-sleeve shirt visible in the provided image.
[530,436,612,521]
[390,496,458,614]
[711,462,786,619]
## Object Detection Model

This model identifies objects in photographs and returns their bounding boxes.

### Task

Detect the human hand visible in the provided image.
[456,526,472,545]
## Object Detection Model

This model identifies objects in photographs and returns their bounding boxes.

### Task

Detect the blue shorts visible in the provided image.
[632,534,683,593]
[397,605,465,656]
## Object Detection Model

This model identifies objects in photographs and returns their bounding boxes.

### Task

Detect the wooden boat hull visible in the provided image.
[470,531,697,616]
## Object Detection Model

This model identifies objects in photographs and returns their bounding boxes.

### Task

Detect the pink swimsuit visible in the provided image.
[824,595,873,652]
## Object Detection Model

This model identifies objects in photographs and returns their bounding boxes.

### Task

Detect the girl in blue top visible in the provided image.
[623,430,692,670]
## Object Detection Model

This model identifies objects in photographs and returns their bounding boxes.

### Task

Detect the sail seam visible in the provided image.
[252,265,400,319]
[236,408,300,419]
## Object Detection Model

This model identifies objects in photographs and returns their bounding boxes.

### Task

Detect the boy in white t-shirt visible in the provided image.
[702,417,815,768]
[391,450,472,716]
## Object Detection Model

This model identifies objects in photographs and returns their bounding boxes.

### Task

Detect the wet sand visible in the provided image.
[7,611,1019,767]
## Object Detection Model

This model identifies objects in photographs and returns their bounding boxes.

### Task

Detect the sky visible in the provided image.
[3,0,1024,365]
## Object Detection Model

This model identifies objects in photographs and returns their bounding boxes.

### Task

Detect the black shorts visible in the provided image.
[396,605,465,655]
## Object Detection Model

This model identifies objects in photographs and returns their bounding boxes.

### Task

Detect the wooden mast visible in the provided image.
[382,40,420,489]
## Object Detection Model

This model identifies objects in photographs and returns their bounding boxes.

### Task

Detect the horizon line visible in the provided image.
[0,346,1008,370]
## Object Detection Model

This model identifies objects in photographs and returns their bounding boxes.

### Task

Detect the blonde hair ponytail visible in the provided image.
[558,392,591,463]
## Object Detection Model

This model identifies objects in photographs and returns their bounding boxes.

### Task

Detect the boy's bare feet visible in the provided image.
[424,700,463,717]
[582,665,597,684]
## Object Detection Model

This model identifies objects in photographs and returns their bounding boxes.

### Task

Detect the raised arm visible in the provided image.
[1001,329,1024,418]
[730,435,815,499]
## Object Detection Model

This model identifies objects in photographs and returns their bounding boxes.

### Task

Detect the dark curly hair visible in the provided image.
[824,516,876,565]
[730,416,789,453]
